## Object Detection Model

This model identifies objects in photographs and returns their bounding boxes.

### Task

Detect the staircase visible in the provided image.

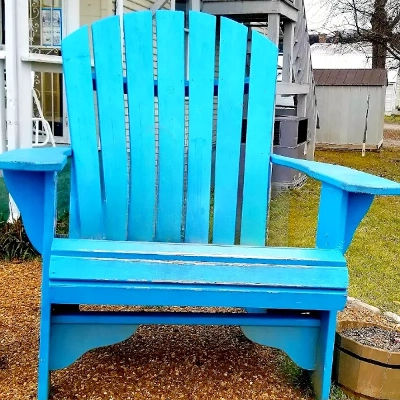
[292,0,318,159]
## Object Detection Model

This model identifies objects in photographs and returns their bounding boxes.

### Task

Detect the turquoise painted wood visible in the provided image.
[213,17,247,245]
[62,26,104,239]
[241,323,319,370]
[316,183,374,252]
[185,12,216,243]
[50,321,138,370]
[92,16,128,241]
[37,171,58,400]
[0,146,70,171]
[51,238,346,266]
[312,311,338,400]
[124,11,156,241]
[271,154,400,195]
[68,160,81,238]
[240,31,278,246]
[49,311,319,371]
[156,11,185,242]
[0,10,399,400]
[48,281,347,311]
[49,256,348,289]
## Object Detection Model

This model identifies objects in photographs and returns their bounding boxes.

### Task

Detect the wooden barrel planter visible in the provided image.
[334,320,400,400]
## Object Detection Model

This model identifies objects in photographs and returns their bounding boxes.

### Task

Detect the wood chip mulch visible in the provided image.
[0,260,396,399]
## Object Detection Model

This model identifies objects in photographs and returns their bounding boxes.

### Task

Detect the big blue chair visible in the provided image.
[0,10,399,400]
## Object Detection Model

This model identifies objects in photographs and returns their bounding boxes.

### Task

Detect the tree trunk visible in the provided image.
[372,42,387,68]
[371,0,388,68]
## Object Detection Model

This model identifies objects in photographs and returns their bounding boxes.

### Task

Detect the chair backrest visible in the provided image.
[62,10,278,246]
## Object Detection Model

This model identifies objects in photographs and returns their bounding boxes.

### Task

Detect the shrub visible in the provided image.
[0,219,38,261]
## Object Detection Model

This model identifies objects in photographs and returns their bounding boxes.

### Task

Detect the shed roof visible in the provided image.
[314,69,387,86]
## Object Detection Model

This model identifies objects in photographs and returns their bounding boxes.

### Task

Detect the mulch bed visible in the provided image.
[0,260,397,399]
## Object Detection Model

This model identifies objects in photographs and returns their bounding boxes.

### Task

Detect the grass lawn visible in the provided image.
[268,148,400,314]
[384,114,400,124]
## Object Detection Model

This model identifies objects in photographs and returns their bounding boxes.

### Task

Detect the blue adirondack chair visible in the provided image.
[1,10,400,400]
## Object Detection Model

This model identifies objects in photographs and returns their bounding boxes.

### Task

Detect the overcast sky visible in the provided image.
[304,0,346,31]
[304,0,327,30]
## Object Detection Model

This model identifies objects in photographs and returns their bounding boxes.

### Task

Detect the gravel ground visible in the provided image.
[341,326,400,351]
[0,260,396,400]
[337,303,397,328]
[384,123,400,131]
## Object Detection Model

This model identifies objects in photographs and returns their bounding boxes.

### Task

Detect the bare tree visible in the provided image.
[323,0,400,68]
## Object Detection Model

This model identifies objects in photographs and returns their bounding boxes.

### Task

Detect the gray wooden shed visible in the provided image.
[314,69,387,150]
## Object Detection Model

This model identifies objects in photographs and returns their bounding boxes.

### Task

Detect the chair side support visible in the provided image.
[3,170,58,253]
[49,311,321,371]
[0,147,70,253]
[317,183,374,253]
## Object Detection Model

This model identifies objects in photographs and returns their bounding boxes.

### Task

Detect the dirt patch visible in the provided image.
[383,128,400,147]
[384,128,400,141]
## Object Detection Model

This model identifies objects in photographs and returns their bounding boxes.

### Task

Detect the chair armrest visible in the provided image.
[0,147,71,254]
[0,146,71,172]
[271,154,400,253]
[271,154,400,195]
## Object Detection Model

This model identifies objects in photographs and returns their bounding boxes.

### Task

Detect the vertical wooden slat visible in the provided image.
[240,31,278,246]
[185,11,216,243]
[92,16,128,241]
[124,11,156,241]
[155,11,185,242]
[68,160,81,239]
[62,26,104,238]
[212,17,247,245]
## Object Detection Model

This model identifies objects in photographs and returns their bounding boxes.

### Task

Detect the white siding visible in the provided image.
[80,0,114,26]
[385,84,397,115]
[124,0,170,12]
[396,75,400,110]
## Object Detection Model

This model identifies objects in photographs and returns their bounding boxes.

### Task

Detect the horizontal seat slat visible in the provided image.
[51,238,346,266]
[48,281,347,311]
[50,239,348,290]
[50,255,348,289]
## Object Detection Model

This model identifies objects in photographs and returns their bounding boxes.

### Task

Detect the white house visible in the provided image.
[0,0,318,219]
[386,70,400,114]
[1,0,316,151]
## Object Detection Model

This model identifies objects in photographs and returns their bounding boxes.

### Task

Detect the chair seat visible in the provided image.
[49,239,348,309]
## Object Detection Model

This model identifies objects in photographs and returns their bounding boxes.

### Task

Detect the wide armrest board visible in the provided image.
[271,154,400,195]
[0,147,71,171]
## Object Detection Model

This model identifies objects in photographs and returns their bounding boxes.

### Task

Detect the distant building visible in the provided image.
[311,43,399,115]
[314,69,387,149]
[387,70,400,114]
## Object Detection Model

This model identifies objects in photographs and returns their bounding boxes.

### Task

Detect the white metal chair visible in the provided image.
[31,72,56,147]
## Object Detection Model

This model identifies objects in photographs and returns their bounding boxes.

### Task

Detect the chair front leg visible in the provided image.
[312,311,337,400]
